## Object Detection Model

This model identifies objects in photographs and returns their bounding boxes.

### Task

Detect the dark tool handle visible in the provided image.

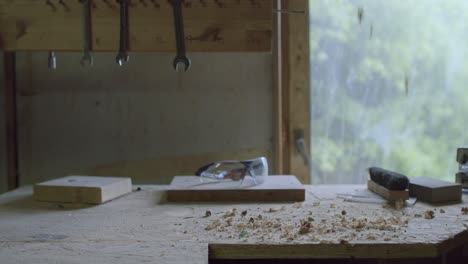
[119,0,128,52]
[368,167,409,191]
[170,0,186,56]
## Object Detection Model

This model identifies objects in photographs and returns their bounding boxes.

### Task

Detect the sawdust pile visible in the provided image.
[200,201,411,243]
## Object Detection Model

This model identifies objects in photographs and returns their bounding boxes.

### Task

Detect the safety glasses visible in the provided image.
[195,157,268,185]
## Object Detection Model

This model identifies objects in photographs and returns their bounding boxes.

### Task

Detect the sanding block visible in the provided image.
[367,167,409,201]
[409,177,462,204]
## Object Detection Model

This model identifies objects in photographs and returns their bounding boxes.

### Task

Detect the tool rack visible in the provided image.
[0,0,272,52]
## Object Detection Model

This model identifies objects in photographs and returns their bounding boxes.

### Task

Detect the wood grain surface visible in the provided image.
[0,0,272,52]
[0,184,467,263]
[167,175,305,202]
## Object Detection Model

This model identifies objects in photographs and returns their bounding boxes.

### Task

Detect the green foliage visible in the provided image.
[310,0,468,183]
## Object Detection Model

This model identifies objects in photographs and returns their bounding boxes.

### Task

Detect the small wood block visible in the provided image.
[167,175,305,202]
[367,180,409,201]
[33,176,132,204]
[409,177,462,203]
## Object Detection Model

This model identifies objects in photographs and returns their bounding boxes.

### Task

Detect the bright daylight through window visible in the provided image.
[309,0,468,184]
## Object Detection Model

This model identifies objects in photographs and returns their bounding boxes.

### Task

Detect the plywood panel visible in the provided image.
[1,185,468,261]
[0,0,272,52]
[15,52,273,186]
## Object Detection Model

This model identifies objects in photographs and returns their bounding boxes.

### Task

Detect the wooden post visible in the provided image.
[4,52,19,190]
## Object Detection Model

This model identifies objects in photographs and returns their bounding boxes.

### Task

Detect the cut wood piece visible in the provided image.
[167,175,305,202]
[409,177,462,204]
[367,180,409,201]
[33,176,132,204]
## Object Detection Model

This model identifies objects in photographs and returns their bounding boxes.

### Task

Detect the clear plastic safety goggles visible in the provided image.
[195,157,268,186]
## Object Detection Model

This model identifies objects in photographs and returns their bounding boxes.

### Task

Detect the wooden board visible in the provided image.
[167,175,305,202]
[0,0,272,52]
[0,184,467,262]
[33,176,132,204]
[368,180,409,201]
[409,177,462,203]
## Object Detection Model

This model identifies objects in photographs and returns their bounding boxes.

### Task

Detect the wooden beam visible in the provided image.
[281,0,310,183]
[0,0,272,52]
[272,0,283,174]
[3,52,19,190]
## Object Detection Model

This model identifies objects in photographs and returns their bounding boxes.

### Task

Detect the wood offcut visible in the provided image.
[167,175,305,202]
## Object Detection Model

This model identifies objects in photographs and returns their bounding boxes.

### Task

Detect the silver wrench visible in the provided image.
[170,0,190,72]
[116,0,129,66]
[80,0,93,66]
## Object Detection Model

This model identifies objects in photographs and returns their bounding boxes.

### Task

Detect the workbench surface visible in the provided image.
[0,184,467,263]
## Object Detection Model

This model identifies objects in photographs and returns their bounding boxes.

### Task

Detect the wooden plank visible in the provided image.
[281,0,310,183]
[3,51,18,190]
[368,180,409,201]
[33,176,132,204]
[0,0,272,52]
[209,243,440,259]
[167,175,305,202]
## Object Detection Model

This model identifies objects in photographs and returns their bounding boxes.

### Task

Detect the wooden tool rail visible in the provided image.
[0,0,272,52]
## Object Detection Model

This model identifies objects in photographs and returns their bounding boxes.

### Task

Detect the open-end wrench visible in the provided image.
[170,0,191,72]
[116,0,129,66]
[80,0,93,66]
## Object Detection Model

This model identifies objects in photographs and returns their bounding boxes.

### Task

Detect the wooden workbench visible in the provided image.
[0,184,467,263]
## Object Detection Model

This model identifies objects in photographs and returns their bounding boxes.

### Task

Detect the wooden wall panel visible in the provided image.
[15,52,273,185]
[0,0,272,52]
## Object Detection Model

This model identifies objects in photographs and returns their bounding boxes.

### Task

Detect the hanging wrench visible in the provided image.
[170,0,191,72]
[80,0,93,66]
[116,0,129,65]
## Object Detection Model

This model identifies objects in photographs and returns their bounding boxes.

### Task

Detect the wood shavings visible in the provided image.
[462,207,468,214]
[424,210,435,219]
[298,220,312,234]
[395,200,404,210]
[352,218,366,229]
[439,209,445,213]
[330,204,336,208]
[341,210,347,216]
[313,201,320,206]
[264,206,285,213]
[384,237,391,241]
[204,210,212,217]
[366,233,377,240]
[414,214,422,218]
[249,217,255,223]
[241,210,247,217]
[293,202,303,208]
[205,220,221,230]
[223,209,237,218]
